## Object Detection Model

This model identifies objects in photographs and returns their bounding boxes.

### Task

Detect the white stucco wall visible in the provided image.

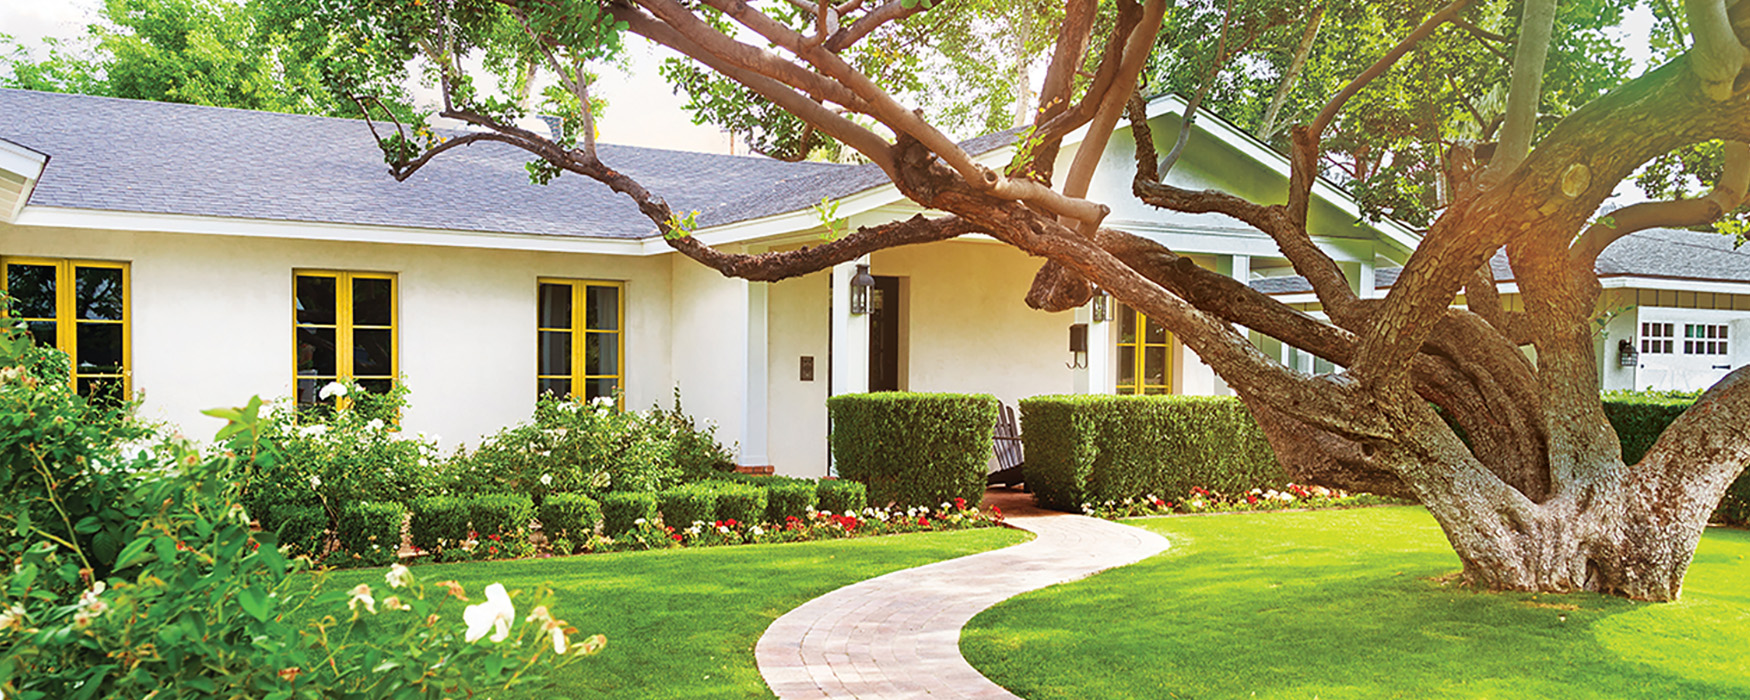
[2,224,674,447]
[668,253,753,463]
[765,270,831,477]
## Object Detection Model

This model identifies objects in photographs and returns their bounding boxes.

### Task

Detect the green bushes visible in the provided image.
[468,493,536,541]
[409,495,473,553]
[539,493,603,541]
[1019,395,1284,512]
[713,482,767,525]
[827,392,998,507]
[335,501,407,566]
[657,483,719,528]
[601,491,659,535]
[1600,391,1750,527]
[764,479,818,522]
[817,479,867,516]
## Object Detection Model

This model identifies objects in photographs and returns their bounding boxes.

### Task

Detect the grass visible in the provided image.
[962,506,1750,700]
[310,526,1028,699]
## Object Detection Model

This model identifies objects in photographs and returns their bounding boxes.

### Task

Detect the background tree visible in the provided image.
[294,0,1748,602]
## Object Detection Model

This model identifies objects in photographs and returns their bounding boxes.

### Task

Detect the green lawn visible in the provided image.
[963,507,1750,700]
[311,527,1028,699]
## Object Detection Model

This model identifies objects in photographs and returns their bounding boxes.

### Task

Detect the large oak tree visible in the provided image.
[317,0,1750,601]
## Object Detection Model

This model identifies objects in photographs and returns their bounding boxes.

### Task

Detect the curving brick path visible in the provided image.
[755,491,1170,699]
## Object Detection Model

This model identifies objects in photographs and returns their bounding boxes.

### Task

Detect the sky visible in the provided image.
[0,0,1660,160]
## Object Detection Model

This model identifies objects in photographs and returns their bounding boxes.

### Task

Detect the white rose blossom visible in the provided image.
[348,584,376,614]
[463,583,516,643]
[318,381,348,400]
[385,563,411,589]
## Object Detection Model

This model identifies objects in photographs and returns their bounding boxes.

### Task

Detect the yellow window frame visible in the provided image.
[536,278,624,405]
[293,270,398,402]
[1114,302,1173,395]
[1,257,132,396]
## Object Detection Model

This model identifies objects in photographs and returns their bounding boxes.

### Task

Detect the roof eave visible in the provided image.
[0,138,48,224]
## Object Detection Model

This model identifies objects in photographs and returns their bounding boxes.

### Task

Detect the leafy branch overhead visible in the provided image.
[315,0,1750,603]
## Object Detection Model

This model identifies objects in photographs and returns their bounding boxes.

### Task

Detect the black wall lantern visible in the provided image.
[1091,289,1110,323]
[1067,323,1089,369]
[849,263,875,315]
[1617,339,1639,368]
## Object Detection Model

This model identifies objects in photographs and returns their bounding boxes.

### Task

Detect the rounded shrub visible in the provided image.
[467,493,535,541]
[335,501,406,567]
[657,483,718,528]
[817,479,866,516]
[764,479,818,523]
[260,504,328,558]
[600,491,659,535]
[409,495,471,553]
[826,392,998,507]
[712,482,766,525]
[539,493,603,541]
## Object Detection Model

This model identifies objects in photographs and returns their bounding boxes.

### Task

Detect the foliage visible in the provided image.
[246,379,441,514]
[655,483,718,531]
[816,479,868,518]
[408,495,472,555]
[0,0,415,119]
[711,481,767,527]
[1598,390,1750,527]
[963,509,1750,699]
[537,492,603,545]
[1020,395,1287,512]
[763,478,820,523]
[827,392,998,508]
[598,491,658,536]
[259,503,327,560]
[640,387,737,481]
[0,317,597,698]
[334,501,408,568]
[1077,483,1406,519]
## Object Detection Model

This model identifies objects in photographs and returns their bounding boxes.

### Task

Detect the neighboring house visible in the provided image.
[1256,227,1750,393]
[0,88,1415,477]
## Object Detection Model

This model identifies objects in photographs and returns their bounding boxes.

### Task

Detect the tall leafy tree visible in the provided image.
[285,0,1750,602]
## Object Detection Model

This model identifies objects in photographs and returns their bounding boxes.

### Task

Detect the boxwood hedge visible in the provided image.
[1600,391,1749,526]
[827,392,997,507]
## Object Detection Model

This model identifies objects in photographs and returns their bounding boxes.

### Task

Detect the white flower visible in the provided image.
[549,626,569,654]
[634,518,647,526]
[309,475,322,489]
[844,511,855,518]
[463,583,516,643]
[0,603,26,630]
[365,418,385,431]
[749,526,764,536]
[590,396,614,407]
[318,381,348,400]
[348,584,376,614]
[941,502,952,511]
[385,564,411,589]
[298,424,329,438]
[540,473,553,486]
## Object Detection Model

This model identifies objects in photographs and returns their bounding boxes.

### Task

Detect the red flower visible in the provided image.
[953,497,966,510]
[1246,495,1258,505]
[726,519,738,527]
[991,506,1003,520]
[671,534,683,542]
[918,517,930,527]
[487,533,502,542]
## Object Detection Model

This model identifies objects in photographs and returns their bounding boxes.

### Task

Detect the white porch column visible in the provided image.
[1342,259,1377,299]
[741,279,770,467]
[830,257,871,397]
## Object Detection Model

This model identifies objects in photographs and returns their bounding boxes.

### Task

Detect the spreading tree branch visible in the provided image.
[1476,0,1554,187]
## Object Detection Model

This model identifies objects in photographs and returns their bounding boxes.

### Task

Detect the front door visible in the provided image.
[868,275,901,391]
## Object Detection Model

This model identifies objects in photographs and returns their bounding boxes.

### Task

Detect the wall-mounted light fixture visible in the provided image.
[1091,288,1110,323]
[1068,323,1088,369]
[849,263,875,315]
[1617,339,1639,368]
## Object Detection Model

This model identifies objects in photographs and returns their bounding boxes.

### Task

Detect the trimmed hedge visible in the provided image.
[765,479,818,522]
[1600,391,1750,526]
[827,392,998,507]
[817,479,867,516]
[712,482,767,525]
[538,493,602,541]
[657,483,719,528]
[467,493,535,541]
[336,501,406,567]
[600,491,658,535]
[260,504,327,558]
[1020,395,1284,511]
[408,496,470,553]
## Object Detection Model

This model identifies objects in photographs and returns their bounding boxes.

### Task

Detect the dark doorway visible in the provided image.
[868,275,902,391]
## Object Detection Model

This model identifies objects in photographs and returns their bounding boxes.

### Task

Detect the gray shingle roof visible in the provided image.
[0,88,893,239]
[1249,228,1750,295]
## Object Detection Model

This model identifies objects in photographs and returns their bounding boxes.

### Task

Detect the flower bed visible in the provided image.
[549,497,1006,555]
[1080,484,1407,519]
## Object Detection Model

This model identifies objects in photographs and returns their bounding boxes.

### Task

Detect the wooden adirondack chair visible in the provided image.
[988,402,1025,488]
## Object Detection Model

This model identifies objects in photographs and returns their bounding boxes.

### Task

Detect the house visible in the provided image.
[0,88,1417,477]
[1255,228,1750,392]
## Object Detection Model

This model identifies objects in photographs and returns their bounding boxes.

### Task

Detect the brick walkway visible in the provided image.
[755,489,1170,699]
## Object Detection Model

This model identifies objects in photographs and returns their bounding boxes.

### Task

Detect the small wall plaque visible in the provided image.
[800,356,815,381]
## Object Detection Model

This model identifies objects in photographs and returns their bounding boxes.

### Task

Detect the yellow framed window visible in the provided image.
[295,270,397,404]
[2,257,130,401]
[1114,301,1172,395]
[537,279,623,402]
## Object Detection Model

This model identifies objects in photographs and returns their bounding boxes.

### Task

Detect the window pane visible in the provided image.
[1143,346,1167,387]
[357,378,394,395]
[74,267,124,321]
[353,328,394,376]
[295,376,334,406]
[6,264,57,318]
[78,377,126,406]
[76,323,124,373]
[585,331,619,376]
[539,283,572,329]
[296,276,337,325]
[353,277,393,326]
[584,377,617,401]
[586,285,619,331]
[1118,305,1137,343]
[27,321,55,348]
[539,331,572,375]
[538,377,572,398]
[297,327,337,375]
[1144,316,1167,345]
[1117,346,1136,387]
